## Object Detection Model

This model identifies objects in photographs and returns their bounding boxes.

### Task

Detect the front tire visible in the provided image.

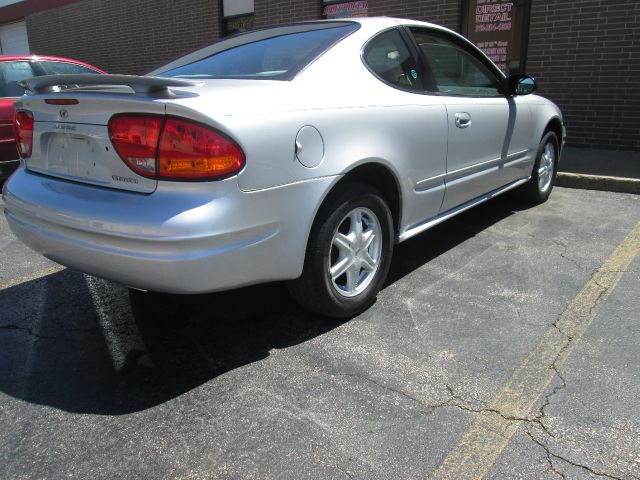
[517,131,559,204]
[288,183,394,319]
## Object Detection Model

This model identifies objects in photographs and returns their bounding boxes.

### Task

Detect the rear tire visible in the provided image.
[288,183,394,319]
[516,131,559,204]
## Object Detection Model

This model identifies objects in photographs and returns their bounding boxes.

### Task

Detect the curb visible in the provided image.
[556,172,640,195]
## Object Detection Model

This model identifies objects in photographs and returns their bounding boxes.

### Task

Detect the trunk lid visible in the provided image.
[15,74,200,193]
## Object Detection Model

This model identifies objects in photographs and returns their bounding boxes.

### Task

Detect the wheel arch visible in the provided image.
[542,117,564,172]
[302,161,403,261]
[338,162,402,234]
[544,117,564,151]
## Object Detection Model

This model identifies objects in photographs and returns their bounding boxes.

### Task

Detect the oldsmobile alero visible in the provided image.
[3,18,564,318]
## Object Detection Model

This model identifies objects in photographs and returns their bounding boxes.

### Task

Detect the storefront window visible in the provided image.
[224,14,254,35]
[461,0,531,75]
[222,0,254,36]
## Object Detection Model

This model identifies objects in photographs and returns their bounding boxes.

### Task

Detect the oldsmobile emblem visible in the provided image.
[59,109,69,119]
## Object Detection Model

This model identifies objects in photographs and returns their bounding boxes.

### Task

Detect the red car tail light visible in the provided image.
[158,117,245,180]
[109,114,163,177]
[108,115,245,181]
[13,110,34,158]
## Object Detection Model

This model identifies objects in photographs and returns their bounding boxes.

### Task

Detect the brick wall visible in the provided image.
[253,0,460,31]
[526,0,640,150]
[368,0,461,32]
[24,0,640,151]
[26,0,222,75]
[254,0,322,27]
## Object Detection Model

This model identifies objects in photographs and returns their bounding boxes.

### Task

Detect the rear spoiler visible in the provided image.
[18,74,202,94]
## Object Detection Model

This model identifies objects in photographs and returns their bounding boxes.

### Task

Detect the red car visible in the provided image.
[0,55,105,181]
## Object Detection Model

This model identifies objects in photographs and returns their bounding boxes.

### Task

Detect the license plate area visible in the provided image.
[47,134,103,179]
[26,122,157,193]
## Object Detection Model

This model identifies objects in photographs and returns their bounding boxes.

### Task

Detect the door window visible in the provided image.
[363,29,422,91]
[411,29,502,97]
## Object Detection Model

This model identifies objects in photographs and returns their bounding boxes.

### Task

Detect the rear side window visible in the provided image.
[158,23,359,80]
[39,61,101,75]
[0,61,36,97]
[363,29,421,91]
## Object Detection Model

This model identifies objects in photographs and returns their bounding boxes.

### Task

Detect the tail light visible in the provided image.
[108,114,245,181]
[13,110,34,158]
[109,115,163,177]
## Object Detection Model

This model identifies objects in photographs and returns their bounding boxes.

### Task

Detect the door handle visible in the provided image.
[454,112,472,128]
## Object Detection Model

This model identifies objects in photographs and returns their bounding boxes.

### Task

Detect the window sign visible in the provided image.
[224,15,254,35]
[222,0,254,36]
[323,1,368,19]
[462,0,531,74]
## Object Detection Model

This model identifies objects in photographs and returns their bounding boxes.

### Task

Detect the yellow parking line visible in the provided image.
[0,264,65,290]
[429,221,640,480]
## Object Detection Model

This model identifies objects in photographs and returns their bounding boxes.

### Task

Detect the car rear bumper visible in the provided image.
[3,168,336,293]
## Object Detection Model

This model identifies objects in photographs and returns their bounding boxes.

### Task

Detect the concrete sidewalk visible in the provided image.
[557,147,640,194]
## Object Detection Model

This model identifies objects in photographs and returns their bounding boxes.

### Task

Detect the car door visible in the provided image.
[361,28,449,230]
[408,28,532,213]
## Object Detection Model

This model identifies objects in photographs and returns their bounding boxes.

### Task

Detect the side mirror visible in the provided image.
[505,74,537,96]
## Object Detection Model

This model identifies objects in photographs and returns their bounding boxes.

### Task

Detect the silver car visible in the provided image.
[4,18,564,318]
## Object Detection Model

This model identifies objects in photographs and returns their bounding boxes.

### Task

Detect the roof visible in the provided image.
[0,55,105,73]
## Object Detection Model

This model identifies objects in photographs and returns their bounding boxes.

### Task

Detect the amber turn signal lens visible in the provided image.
[158,117,244,180]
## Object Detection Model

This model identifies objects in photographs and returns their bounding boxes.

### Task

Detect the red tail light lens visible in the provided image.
[13,110,34,158]
[108,114,163,177]
[108,115,245,181]
[158,118,245,180]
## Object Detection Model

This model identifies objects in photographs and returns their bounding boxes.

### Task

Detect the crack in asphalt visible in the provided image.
[335,369,637,480]
[310,439,362,480]
[0,323,58,339]
[552,239,587,271]
[526,431,568,480]
[1,296,98,332]
[321,370,558,437]
[335,462,355,480]
[323,371,438,413]
[0,321,99,340]
[323,362,636,480]
[525,431,630,480]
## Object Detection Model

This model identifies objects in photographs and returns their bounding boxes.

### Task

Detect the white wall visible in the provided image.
[0,20,30,55]
[222,0,254,18]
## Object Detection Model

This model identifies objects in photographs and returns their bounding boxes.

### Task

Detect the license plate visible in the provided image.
[47,134,100,178]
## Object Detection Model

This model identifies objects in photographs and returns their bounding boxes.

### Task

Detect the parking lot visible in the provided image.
[1,186,639,479]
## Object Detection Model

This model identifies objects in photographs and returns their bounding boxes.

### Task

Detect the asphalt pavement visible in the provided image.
[1,187,639,479]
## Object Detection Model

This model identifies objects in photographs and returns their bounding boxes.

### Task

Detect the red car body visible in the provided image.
[0,55,105,181]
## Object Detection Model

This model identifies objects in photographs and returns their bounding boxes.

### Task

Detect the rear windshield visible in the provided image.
[156,22,359,80]
[39,61,101,75]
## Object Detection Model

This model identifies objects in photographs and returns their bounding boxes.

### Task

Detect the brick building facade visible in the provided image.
[18,0,640,151]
